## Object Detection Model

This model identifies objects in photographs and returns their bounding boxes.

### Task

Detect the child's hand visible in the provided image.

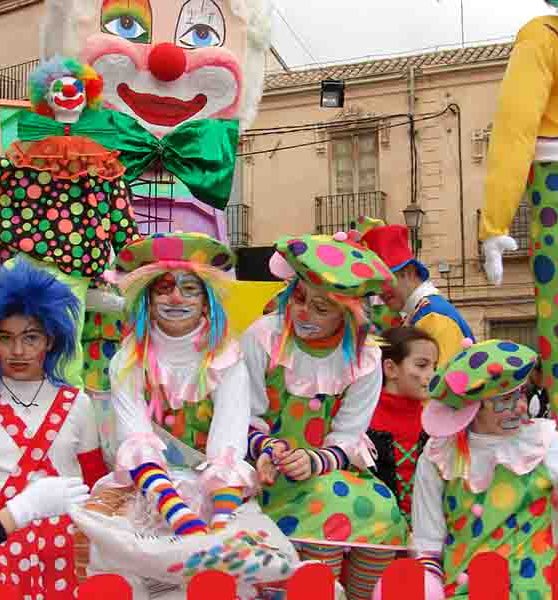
[256,440,290,486]
[277,449,313,481]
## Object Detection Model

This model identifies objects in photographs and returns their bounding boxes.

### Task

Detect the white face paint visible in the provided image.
[46,76,86,123]
[293,320,323,338]
[149,271,206,337]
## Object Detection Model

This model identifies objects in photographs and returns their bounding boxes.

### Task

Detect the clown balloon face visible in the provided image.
[79,0,253,137]
[46,76,87,123]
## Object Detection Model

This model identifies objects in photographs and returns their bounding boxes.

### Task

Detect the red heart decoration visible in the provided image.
[187,570,236,600]
[382,558,425,600]
[469,552,508,600]
[77,574,132,599]
[286,562,335,600]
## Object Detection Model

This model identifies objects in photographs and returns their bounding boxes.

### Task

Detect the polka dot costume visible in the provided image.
[274,234,394,297]
[0,158,139,279]
[527,162,558,416]
[258,365,408,545]
[442,464,555,599]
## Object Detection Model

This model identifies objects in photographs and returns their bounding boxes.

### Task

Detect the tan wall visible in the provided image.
[246,62,536,338]
[0,2,42,67]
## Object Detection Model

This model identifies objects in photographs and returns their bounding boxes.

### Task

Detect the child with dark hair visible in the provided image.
[0,258,107,599]
[368,327,439,522]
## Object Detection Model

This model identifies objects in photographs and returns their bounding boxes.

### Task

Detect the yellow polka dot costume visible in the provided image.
[479,6,558,416]
[412,339,558,599]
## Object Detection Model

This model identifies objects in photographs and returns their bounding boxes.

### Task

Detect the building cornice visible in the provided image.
[0,0,40,15]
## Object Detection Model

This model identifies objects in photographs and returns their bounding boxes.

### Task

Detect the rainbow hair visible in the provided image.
[29,56,103,117]
[0,258,79,386]
[273,278,371,371]
[119,262,230,422]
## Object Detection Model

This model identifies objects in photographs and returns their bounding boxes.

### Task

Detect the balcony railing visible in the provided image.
[225,203,251,247]
[315,191,386,235]
[477,200,531,258]
[0,59,38,100]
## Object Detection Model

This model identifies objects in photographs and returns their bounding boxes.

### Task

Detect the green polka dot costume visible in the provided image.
[243,234,407,546]
[416,339,558,599]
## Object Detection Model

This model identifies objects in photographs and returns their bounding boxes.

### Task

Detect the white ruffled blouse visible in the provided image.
[240,314,382,469]
[109,323,256,492]
[412,419,558,555]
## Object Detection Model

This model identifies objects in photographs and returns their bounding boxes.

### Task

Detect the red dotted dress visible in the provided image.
[0,381,107,599]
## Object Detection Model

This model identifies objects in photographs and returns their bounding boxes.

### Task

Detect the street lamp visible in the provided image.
[320,79,345,108]
[402,203,425,255]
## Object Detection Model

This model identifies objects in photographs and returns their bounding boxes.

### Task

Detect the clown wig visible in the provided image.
[28,55,103,117]
[273,277,371,371]
[116,261,230,404]
[0,259,79,385]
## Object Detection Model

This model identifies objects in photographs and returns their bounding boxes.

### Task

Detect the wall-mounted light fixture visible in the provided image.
[320,79,345,108]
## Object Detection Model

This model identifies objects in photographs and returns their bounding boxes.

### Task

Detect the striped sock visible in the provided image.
[346,548,396,600]
[299,544,344,579]
[210,486,243,530]
[130,463,207,536]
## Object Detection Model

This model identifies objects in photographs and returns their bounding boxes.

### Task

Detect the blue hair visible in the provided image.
[276,278,299,317]
[0,259,79,385]
[205,284,227,353]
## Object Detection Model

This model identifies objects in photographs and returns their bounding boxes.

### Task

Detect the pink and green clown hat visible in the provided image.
[422,339,537,437]
[274,234,395,297]
[115,232,235,273]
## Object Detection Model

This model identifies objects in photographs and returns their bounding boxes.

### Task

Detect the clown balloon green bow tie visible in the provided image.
[17,109,240,210]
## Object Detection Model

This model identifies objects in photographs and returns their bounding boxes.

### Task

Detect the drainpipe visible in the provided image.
[448,103,466,287]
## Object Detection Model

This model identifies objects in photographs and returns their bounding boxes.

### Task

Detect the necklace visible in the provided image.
[0,377,45,414]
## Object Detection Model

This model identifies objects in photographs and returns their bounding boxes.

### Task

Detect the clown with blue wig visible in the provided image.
[0,258,108,599]
[70,232,299,600]
[0,56,140,389]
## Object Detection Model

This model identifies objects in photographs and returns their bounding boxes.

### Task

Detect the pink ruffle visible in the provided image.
[115,432,167,484]
[425,420,556,493]
[327,433,378,471]
[252,317,381,396]
[197,447,258,496]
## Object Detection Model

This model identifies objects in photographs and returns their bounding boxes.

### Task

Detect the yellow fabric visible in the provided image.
[223,280,285,336]
[480,16,558,240]
[414,311,465,367]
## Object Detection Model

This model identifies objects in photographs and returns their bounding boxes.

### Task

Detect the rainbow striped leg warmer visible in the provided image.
[130,462,208,536]
[210,486,244,530]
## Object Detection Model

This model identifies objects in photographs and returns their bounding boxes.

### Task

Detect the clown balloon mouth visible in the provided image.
[117,83,208,127]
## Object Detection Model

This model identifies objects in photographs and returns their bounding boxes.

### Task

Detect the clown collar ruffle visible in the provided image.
[424,419,557,493]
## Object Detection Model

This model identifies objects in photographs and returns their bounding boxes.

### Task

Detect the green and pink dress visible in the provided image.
[242,314,408,546]
[412,420,558,599]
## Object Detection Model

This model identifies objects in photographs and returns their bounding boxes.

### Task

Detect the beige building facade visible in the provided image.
[0,1,536,344]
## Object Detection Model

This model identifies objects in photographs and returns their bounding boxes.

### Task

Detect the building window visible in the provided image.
[331,131,379,195]
[489,319,537,350]
[478,199,531,258]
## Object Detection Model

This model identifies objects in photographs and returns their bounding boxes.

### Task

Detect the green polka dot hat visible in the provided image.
[273,233,395,296]
[422,339,537,437]
[115,232,235,273]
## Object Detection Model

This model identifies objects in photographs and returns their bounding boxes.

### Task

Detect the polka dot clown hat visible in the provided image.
[273,234,395,296]
[115,232,235,273]
[422,339,537,437]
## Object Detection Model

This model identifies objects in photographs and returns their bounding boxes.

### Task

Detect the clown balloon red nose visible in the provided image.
[148,43,187,82]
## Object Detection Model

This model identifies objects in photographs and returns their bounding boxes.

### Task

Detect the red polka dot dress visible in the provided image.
[0,380,108,599]
[242,315,408,546]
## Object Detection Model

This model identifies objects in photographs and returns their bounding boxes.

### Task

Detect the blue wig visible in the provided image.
[0,259,80,385]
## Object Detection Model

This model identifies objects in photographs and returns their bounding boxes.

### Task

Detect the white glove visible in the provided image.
[482,235,518,286]
[85,288,125,313]
[7,476,90,529]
